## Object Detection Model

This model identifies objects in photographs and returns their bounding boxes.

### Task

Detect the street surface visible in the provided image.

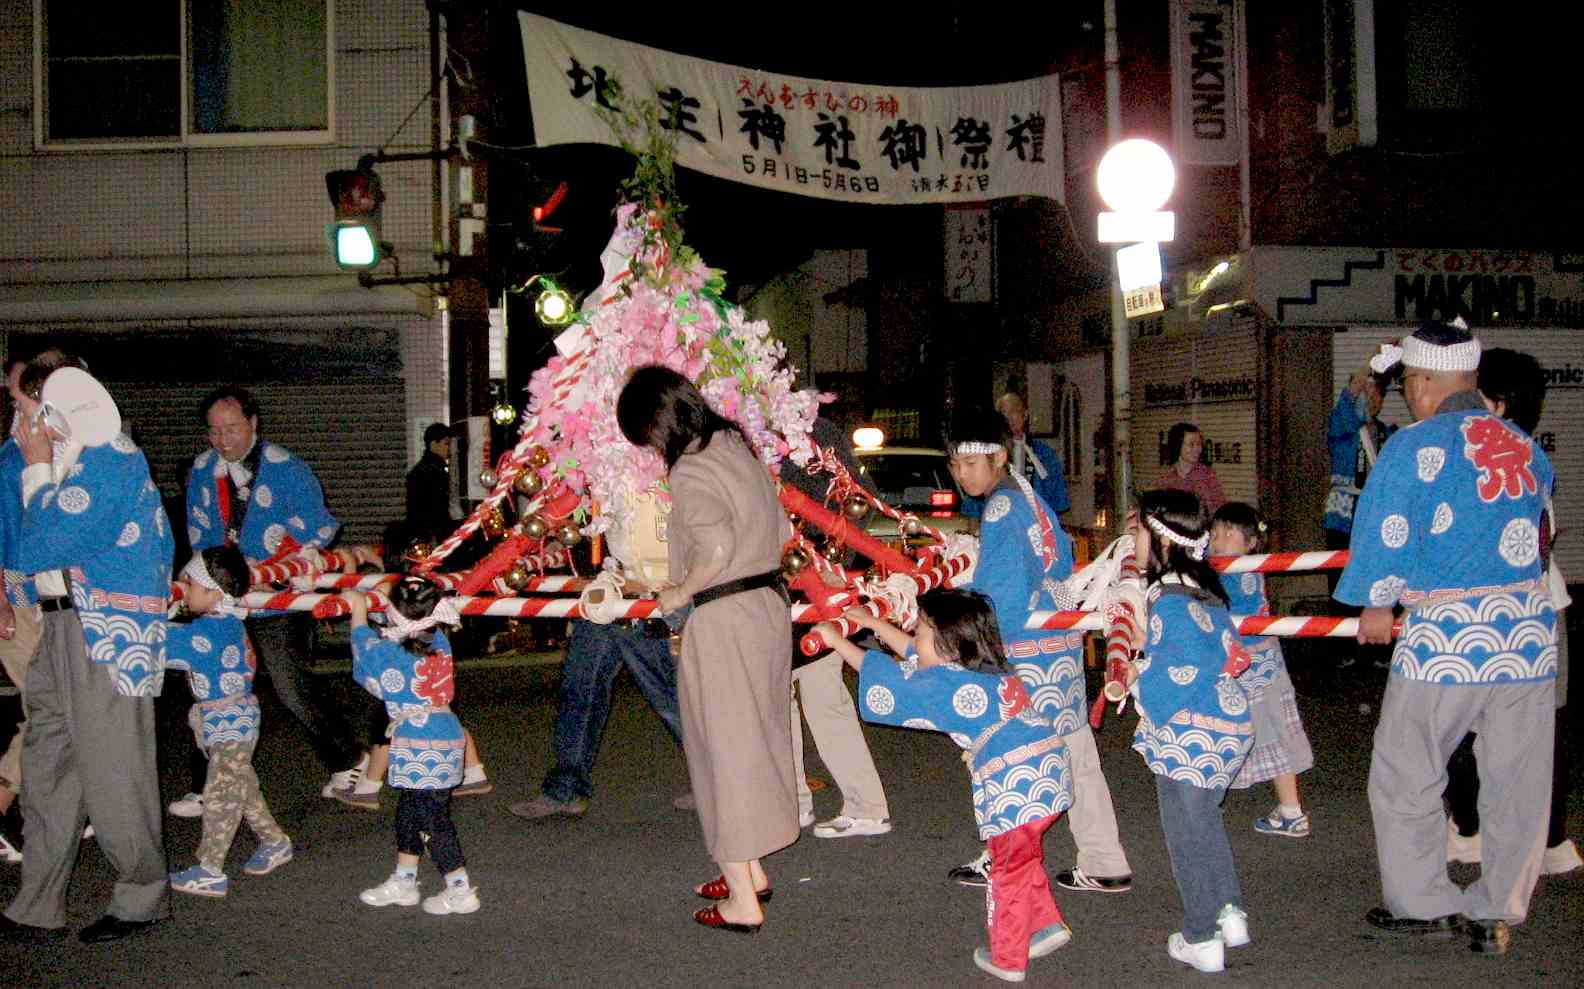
[1,638,1580,988]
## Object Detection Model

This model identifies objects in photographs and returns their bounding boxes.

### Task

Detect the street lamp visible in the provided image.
[1096,138,1176,531]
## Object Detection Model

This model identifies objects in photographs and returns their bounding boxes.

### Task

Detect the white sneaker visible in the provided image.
[1028,922,1072,958]
[359,873,420,907]
[813,815,892,839]
[322,754,369,799]
[168,792,205,818]
[1446,817,1482,864]
[1543,838,1583,875]
[422,884,481,915]
[1167,932,1225,973]
[1217,904,1250,947]
[0,832,20,864]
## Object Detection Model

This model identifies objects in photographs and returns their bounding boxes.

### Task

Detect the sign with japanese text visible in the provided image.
[944,207,992,302]
[1169,0,1244,167]
[520,14,1063,206]
[1124,284,1165,318]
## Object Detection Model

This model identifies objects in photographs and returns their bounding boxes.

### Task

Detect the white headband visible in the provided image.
[951,442,1004,457]
[1369,317,1480,374]
[1145,515,1210,561]
[179,555,249,619]
[379,594,463,642]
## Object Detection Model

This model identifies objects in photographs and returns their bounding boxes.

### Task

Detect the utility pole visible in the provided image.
[441,1,493,439]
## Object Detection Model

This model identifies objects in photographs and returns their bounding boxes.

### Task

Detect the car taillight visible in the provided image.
[930,490,956,508]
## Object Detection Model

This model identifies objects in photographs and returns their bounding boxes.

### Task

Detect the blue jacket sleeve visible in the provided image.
[1328,388,1363,445]
[18,451,138,574]
[1032,440,1070,514]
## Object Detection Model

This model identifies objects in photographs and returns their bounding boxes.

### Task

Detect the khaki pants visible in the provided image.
[0,602,44,793]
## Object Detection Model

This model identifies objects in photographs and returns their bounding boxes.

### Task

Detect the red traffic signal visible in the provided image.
[326,169,384,216]
[532,181,567,232]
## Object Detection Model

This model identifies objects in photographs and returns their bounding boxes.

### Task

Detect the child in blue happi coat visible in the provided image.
[815,589,1073,983]
[166,545,292,897]
[344,578,478,915]
[1125,489,1254,974]
[1210,503,1315,838]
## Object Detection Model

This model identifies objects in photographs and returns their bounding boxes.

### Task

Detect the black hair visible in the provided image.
[616,364,745,469]
[1137,488,1228,607]
[944,404,1010,454]
[1477,347,1546,437]
[916,588,1007,673]
[1209,501,1268,554]
[388,575,454,655]
[19,349,87,401]
[1411,319,1476,348]
[198,384,260,425]
[423,422,452,446]
[198,545,250,598]
[1162,422,1204,466]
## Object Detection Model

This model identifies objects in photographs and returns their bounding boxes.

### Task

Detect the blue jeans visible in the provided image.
[542,619,682,802]
[1155,775,1242,943]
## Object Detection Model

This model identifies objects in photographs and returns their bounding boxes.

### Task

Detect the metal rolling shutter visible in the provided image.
[1131,318,1261,511]
[1332,326,1583,578]
[111,379,406,550]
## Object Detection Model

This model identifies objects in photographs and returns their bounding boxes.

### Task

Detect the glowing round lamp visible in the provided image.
[491,402,518,426]
[1097,139,1175,214]
[852,427,885,451]
[535,284,573,326]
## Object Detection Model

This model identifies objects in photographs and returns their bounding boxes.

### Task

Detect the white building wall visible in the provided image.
[747,249,868,387]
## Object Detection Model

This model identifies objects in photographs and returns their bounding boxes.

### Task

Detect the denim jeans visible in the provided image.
[542,619,682,802]
[1155,775,1241,943]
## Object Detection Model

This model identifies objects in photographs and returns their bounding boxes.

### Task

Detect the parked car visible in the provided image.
[852,442,972,543]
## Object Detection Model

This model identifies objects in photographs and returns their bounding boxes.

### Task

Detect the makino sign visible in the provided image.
[519,13,1064,206]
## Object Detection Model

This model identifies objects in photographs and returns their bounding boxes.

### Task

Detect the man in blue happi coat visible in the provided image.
[1337,321,1557,955]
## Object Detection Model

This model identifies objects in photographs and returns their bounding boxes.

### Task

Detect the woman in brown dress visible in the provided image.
[617,365,798,933]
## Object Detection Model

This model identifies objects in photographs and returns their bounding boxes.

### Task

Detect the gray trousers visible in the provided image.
[1369,675,1554,924]
[3,610,165,928]
[1063,724,1133,877]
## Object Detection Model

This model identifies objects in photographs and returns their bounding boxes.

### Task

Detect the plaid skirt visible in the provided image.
[1230,667,1314,788]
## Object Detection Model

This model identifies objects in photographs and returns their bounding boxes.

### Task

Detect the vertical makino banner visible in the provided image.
[519,13,1063,205]
[1170,0,1244,167]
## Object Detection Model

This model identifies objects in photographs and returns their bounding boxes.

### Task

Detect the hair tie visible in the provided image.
[1145,515,1210,561]
[379,595,462,643]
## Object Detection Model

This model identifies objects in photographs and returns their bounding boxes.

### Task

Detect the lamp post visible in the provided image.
[1097,137,1176,532]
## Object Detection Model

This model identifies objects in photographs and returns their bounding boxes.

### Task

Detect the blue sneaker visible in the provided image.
[1028,922,1073,958]
[1253,807,1311,838]
[169,865,229,897]
[243,839,293,876]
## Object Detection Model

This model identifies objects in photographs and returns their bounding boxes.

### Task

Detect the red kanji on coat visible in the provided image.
[412,651,454,707]
[1462,416,1537,502]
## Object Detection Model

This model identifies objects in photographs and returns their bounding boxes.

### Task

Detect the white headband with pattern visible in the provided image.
[1145,515,1210,561]
[1369,317,1480,374]
[179,555,249,619]
[379,594,463,642]
[951,442,1004,456]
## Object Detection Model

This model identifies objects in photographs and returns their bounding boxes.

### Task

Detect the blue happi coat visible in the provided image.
[858,649,1072,839]
[965,476,1084,735]
[186,442,339,563]
[1131,582,1253,789]
[1324,388,1397,535]
[352,626,464,790]
[19,437,173,696]
[0,438,35,609]
[167,614,260,747]
[1335,395,1557,684]
[1219,570,1284,699]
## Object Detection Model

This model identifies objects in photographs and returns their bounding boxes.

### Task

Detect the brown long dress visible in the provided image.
[668,431,798,862]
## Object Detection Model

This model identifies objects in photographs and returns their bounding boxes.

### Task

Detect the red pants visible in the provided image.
[986,815,1065,971]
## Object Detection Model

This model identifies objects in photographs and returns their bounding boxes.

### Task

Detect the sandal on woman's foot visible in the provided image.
[693,904,761,934]
[695,875,772,902]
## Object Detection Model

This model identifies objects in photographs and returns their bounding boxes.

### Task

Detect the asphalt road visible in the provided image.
[1,639,1580,988]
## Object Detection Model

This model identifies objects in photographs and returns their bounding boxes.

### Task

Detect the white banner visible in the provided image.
[944,207,992,303]
[1170,0,1243,166]
[520,13,1063,206]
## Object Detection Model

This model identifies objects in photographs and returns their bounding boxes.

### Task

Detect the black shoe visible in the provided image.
[78,915,158,944]
[1364,907,1461,937]
[0,913,67,943]
[1054,867,1133,893]
[1464,917,1510,956]
[947,851,991,888]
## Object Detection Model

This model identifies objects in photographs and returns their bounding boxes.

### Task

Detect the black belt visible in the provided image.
[692,571,787,609]
[38,596,73,613]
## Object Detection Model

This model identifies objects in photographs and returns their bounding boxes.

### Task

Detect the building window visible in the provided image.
[35,0,333,149]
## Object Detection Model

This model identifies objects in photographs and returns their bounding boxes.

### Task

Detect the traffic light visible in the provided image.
[325,168,385,269]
